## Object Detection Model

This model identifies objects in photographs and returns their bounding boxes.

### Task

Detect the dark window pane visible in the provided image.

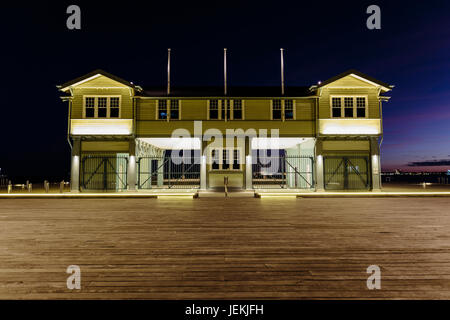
[85,108,95,118]
[222,150,229,169]
[159,111,167,120]
[170,109,179,119]
[344,108,353,117]
[357,108,366,117]
[98,108,107,118]
[273,110,282,120]
[209,109,218,119]
[233,109,242,119]
[332,108,341,117]
[285,110,294,119]
[110,108,119,118]
[233,150,240,169]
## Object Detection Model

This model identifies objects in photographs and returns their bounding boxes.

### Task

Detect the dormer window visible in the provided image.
[331,96,368,118]
[83,96,121,118]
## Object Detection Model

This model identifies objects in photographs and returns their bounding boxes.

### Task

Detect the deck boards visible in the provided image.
[0,197,450,299]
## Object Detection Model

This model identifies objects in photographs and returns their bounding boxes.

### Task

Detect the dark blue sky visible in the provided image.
[0,1,449,180]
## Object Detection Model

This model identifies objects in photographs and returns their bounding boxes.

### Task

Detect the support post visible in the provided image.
[127,139,137,191]
[370,137,382,191]
[315,139,325,191]
[70,138,81,192]
[157,157,164,187]
[245,137,253,190]
[200,141,207,190]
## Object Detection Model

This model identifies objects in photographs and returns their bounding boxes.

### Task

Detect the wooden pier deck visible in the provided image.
[0,197,449,299]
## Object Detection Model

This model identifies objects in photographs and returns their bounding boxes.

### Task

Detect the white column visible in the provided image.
[245,137,253,190]
[370,137,381,191]
[246,155,252,190]
[70,138,81,192]
[315,139,325,191]
[127,140,137,191]
[200,155,207,190]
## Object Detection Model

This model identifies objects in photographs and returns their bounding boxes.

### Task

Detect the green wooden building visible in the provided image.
[58,69,392,192]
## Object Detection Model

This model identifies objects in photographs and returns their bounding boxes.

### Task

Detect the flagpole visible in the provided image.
[167,48,171,95]
[224,48,227,96]
[280,48,285,95]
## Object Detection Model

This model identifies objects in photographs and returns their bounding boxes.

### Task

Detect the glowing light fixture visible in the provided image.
[319,119,381,135]
[71,119,133,135]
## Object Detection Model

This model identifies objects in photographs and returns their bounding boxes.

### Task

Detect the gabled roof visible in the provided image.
[315,69,393,92]
[140,86,314,98]
[57,69,142,92]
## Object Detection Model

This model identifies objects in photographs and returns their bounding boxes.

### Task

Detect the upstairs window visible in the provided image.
[344,97,354,117]
[84,96,121,119]
[332,97,342,117]
[110,97,120,118]
[85,97,95,118]
[356,97,366,118]
[98,97,108,118]
[331,96,368,118]
[284,100,294,120]
[157,100,168,120]
[170,100,180,120]
[272,99,282,120]
[272,99,294,120]
[222,100,231,120]
[233,100,243,120]
[209,99,219,119]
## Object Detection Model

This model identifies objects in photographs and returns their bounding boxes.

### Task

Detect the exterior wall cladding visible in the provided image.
[58,69,393,193]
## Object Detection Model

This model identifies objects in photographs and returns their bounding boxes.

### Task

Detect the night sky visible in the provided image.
[0,1,449,181]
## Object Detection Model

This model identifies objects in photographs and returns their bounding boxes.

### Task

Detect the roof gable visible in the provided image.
[58,69,141,92]
[317,69,393,92]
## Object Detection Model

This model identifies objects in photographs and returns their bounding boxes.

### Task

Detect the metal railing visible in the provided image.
[252,155,314,189]
[81,155,128,191]
[138,154,200,189]
[324,156,370,190]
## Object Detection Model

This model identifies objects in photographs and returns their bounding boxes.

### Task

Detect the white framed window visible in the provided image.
[209,147,242,171]
[208,99,219,120]
[232,100,244,120]
[208,99,245,120]
[284,100,294,120]
[330,96,368,118]
[356,97,367,118]
[170,99,180,120]
[271,99,295,120]
[157,100,168,120]
[83,96,121,118]
[221,100,231,120]
[157,99,182,120]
